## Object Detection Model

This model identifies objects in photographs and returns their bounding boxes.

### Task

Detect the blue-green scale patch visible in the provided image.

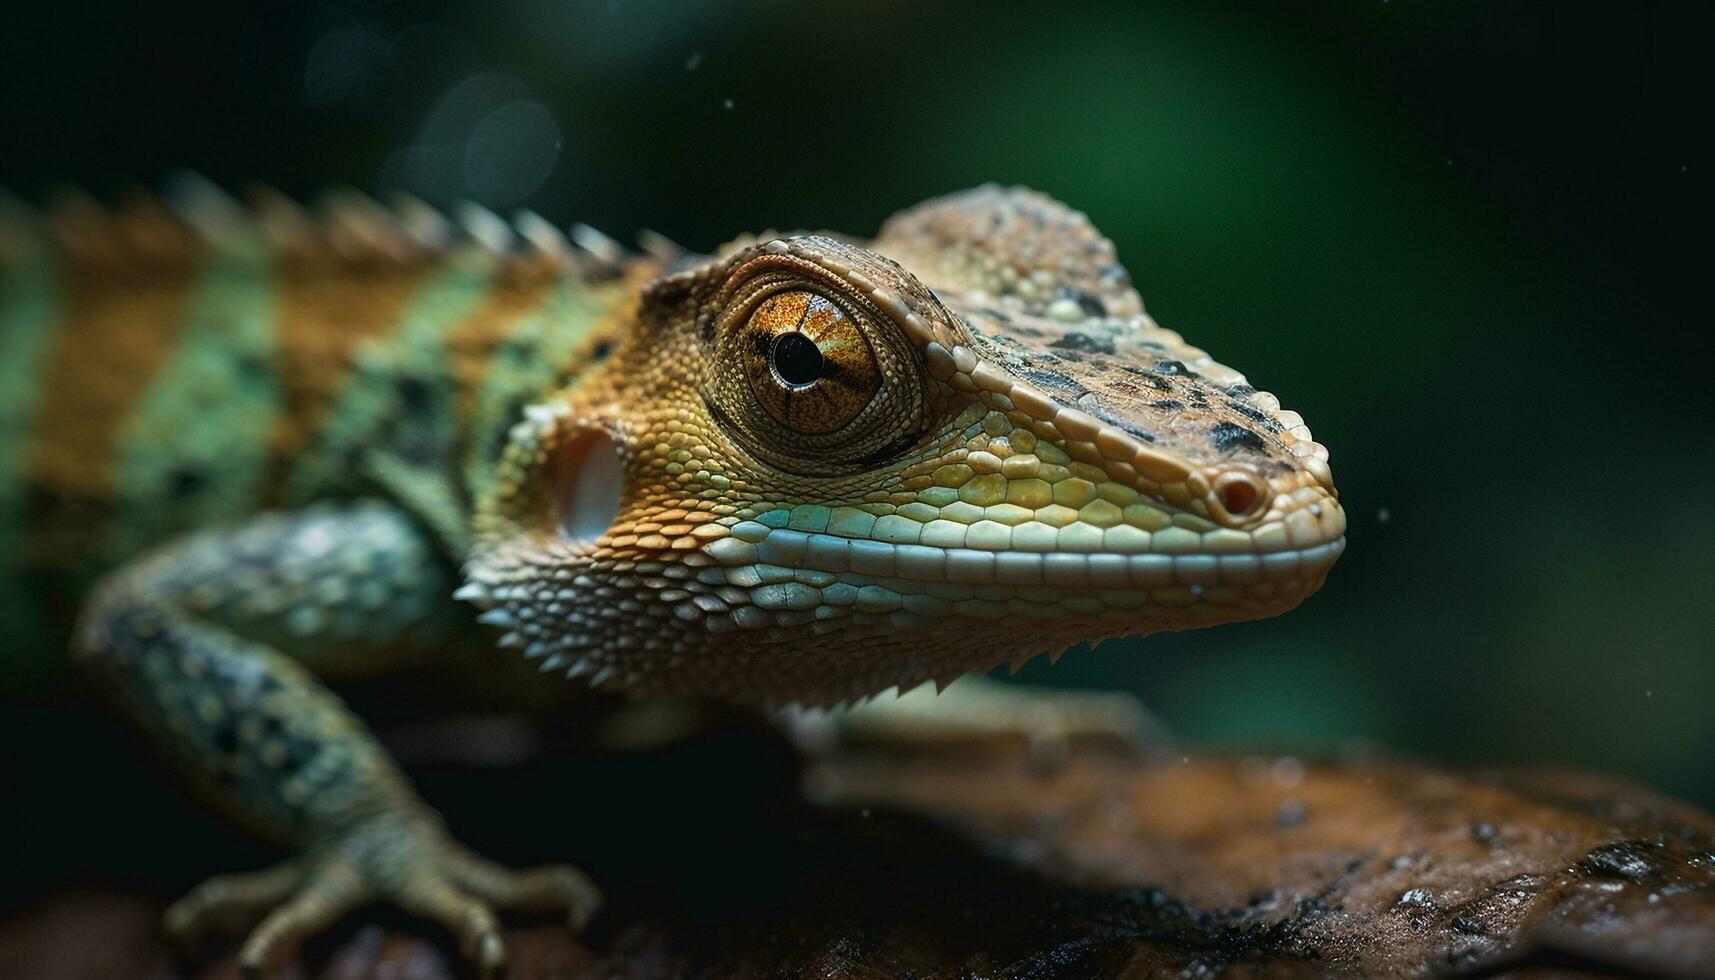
[460,279,613,502]
[104,234,280,565]
[284,249,501,515]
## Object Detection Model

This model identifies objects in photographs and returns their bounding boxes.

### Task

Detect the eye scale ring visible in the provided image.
[702,254,934,476]
[770,332,824,387]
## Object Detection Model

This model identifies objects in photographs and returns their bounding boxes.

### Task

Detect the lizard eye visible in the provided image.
[703,253,934,477]
[740,290,881,434]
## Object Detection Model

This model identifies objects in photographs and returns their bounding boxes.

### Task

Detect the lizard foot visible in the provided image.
[165,817,601,978]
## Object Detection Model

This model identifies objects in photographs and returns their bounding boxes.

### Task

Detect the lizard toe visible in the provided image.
[397,872,510,979]
[164,861,305,953]
[446,850,605,931]
[234,864,366,978]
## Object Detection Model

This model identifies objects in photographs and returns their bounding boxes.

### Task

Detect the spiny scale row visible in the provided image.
[0,173,676,272]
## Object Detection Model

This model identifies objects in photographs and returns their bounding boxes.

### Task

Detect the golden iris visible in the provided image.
[740,290,881,434]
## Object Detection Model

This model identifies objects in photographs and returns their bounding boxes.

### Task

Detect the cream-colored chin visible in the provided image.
[555,428,623,547]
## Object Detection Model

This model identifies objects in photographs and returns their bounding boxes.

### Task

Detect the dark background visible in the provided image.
[2,0,1712,899]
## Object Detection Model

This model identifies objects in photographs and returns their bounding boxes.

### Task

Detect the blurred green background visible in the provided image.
[2,0,1710,813]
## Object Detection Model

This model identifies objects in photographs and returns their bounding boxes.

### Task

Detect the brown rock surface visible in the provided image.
[3,739,1713,979]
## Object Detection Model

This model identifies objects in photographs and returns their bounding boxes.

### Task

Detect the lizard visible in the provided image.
[0,180,1346,976]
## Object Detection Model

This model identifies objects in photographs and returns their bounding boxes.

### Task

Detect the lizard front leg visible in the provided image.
[73,501,598,977]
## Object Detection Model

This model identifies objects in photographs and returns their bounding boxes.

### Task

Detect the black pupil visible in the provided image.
[771,332,824,387]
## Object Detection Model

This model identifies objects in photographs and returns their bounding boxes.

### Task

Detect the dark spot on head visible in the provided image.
[1022,368,1084,400]
[589,339,613,361]
[1227,400,1282,430]
[646,268,699,307]
[1210,422,1267,454]
[855,430,925,470]
[1150,399,1183,412]
[1120,365,1172,390]
[978,307,1013,323]
[1048,332,1116,356]
[1074,292,1107,317]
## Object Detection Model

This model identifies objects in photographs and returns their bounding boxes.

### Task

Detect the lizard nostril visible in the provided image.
[1209,470,1268,526]
[1221,480,1257,516]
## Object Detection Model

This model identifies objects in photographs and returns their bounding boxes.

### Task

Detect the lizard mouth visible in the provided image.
[700,492,1345,612]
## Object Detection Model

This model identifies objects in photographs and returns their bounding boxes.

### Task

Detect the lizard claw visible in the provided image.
[444,853,604,931]
[235,865,366,977]
[164,861,306,952]
[165,817,601,978]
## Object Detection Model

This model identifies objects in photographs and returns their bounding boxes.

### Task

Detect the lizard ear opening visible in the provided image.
[554,427,623,547]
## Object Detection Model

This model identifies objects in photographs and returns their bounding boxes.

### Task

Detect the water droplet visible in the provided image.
[1583,841,1658,881]
[1392,887,1434,910]
[723,97,735,110]
[685,51,704,71]
[1450,915,1484,935]
[1376,507,1391,524]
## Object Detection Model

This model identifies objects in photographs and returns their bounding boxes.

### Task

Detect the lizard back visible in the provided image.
[0,184,635,670]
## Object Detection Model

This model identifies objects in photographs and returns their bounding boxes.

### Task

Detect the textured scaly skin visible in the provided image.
[467,187,1345,701]
[0,182,1344,975]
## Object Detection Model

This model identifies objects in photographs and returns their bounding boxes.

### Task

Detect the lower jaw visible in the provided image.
[696,537,1345,632]
[706,528,1345,592]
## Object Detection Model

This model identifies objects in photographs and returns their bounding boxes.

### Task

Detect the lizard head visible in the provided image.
[467,186,1344,703]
